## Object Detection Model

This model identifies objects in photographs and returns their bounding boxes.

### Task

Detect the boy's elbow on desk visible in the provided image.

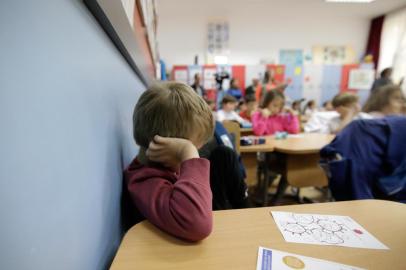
[183,216,213,242]
[185,218,213,242]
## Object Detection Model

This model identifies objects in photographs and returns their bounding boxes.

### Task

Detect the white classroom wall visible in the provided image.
[157,0,371,68]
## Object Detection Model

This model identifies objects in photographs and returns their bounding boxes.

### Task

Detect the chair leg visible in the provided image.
[270,176,288,206]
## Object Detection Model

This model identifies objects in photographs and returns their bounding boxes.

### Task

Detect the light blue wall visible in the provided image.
[0,0,143,269]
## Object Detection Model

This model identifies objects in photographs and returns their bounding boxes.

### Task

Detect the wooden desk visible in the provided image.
[272,133,335,155]
[240,136,274,187]
[272,134,334,197]
[111,200,406,270]
[239,134,334,196]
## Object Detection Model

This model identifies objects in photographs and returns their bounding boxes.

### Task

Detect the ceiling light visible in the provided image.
[325,0,375,3]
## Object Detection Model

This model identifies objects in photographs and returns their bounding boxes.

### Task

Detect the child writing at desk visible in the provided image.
[251,90,300,135]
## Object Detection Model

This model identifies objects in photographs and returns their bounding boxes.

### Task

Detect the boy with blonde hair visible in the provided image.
[125,82,214,242]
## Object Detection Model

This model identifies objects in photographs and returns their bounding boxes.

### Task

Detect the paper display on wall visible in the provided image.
[271,211,388,250]
[313,46,354,65]
[257,247,365,270]
[348,69,375,90]
[279,50,303,66]
[203,67,217,90]
[207,21,229,55]
[173,69,188,84]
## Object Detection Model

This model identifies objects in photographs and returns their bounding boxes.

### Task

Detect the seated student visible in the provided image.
[371,67,394,92]
[245,78,261,97]
[216,95,250,125]
[330,93,374,133]
[227,78,243,100]
[304,110,340,134]
[239,95,257,121]
[320,116,406,202]
[190,73,206,98]
[321,100,334,112]
[251,90,300,136]
[305,93,371,134]
[198,121,250,210]
[124,82,215,242]
[303,100,317,120]
[291,100,300,114]
[363,85,406,117]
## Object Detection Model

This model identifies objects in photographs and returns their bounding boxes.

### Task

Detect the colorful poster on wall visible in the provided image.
[203,65,217,90]
[279,50,303,66]
[313,46,355,65]
[348,69,375,90]
[266,64,286,84]
[323,46,346,64]
[284,64,303,102]
[172,65,188,84]
[231,65,246,93]
[340,64,359,93]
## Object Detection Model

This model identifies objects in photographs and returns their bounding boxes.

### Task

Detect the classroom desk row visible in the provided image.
[240,133,335,205]
[111,200,406,270]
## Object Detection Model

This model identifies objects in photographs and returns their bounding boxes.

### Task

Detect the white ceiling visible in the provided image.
[158,0,406,19]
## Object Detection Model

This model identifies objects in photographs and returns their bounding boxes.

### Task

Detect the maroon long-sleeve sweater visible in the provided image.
[124,158,213,242]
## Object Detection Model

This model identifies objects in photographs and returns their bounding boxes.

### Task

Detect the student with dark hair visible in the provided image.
[245,78,261,97]
[239,95,257,121]
[303,100,317,119]
[251,90,299,135]
[216,95,250,125]
[190,73,206,98]
[227,78,243,100]
[371,67,394,92]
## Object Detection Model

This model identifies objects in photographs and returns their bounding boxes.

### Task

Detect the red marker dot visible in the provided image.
[354,229,363,234]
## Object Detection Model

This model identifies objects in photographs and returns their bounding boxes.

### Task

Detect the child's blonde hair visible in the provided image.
[363,85,404,113]
[332,93,359,108]
[133,82,214,150]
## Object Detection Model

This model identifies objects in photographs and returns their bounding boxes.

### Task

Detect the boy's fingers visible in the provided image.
[153,135,169,144]
[148,141,163,150]
[146,148,163,157]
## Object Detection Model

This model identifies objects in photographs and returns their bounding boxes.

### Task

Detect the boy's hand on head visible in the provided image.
[146,135,199,169]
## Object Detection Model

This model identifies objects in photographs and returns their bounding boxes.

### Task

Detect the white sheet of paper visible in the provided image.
[256,247,365,270]
[287,134,305,138]
[271,211,388,250]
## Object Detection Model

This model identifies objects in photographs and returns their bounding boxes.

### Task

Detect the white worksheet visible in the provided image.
[257,247,365,270]
[271,211,388,249]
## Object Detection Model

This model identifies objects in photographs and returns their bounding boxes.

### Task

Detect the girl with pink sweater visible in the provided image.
[252,90,300,135]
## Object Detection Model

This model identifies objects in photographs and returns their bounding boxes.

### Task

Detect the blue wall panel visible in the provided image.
[0,0,142,269]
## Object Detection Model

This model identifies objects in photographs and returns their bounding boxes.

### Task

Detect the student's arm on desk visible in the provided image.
[128,159,213,242]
